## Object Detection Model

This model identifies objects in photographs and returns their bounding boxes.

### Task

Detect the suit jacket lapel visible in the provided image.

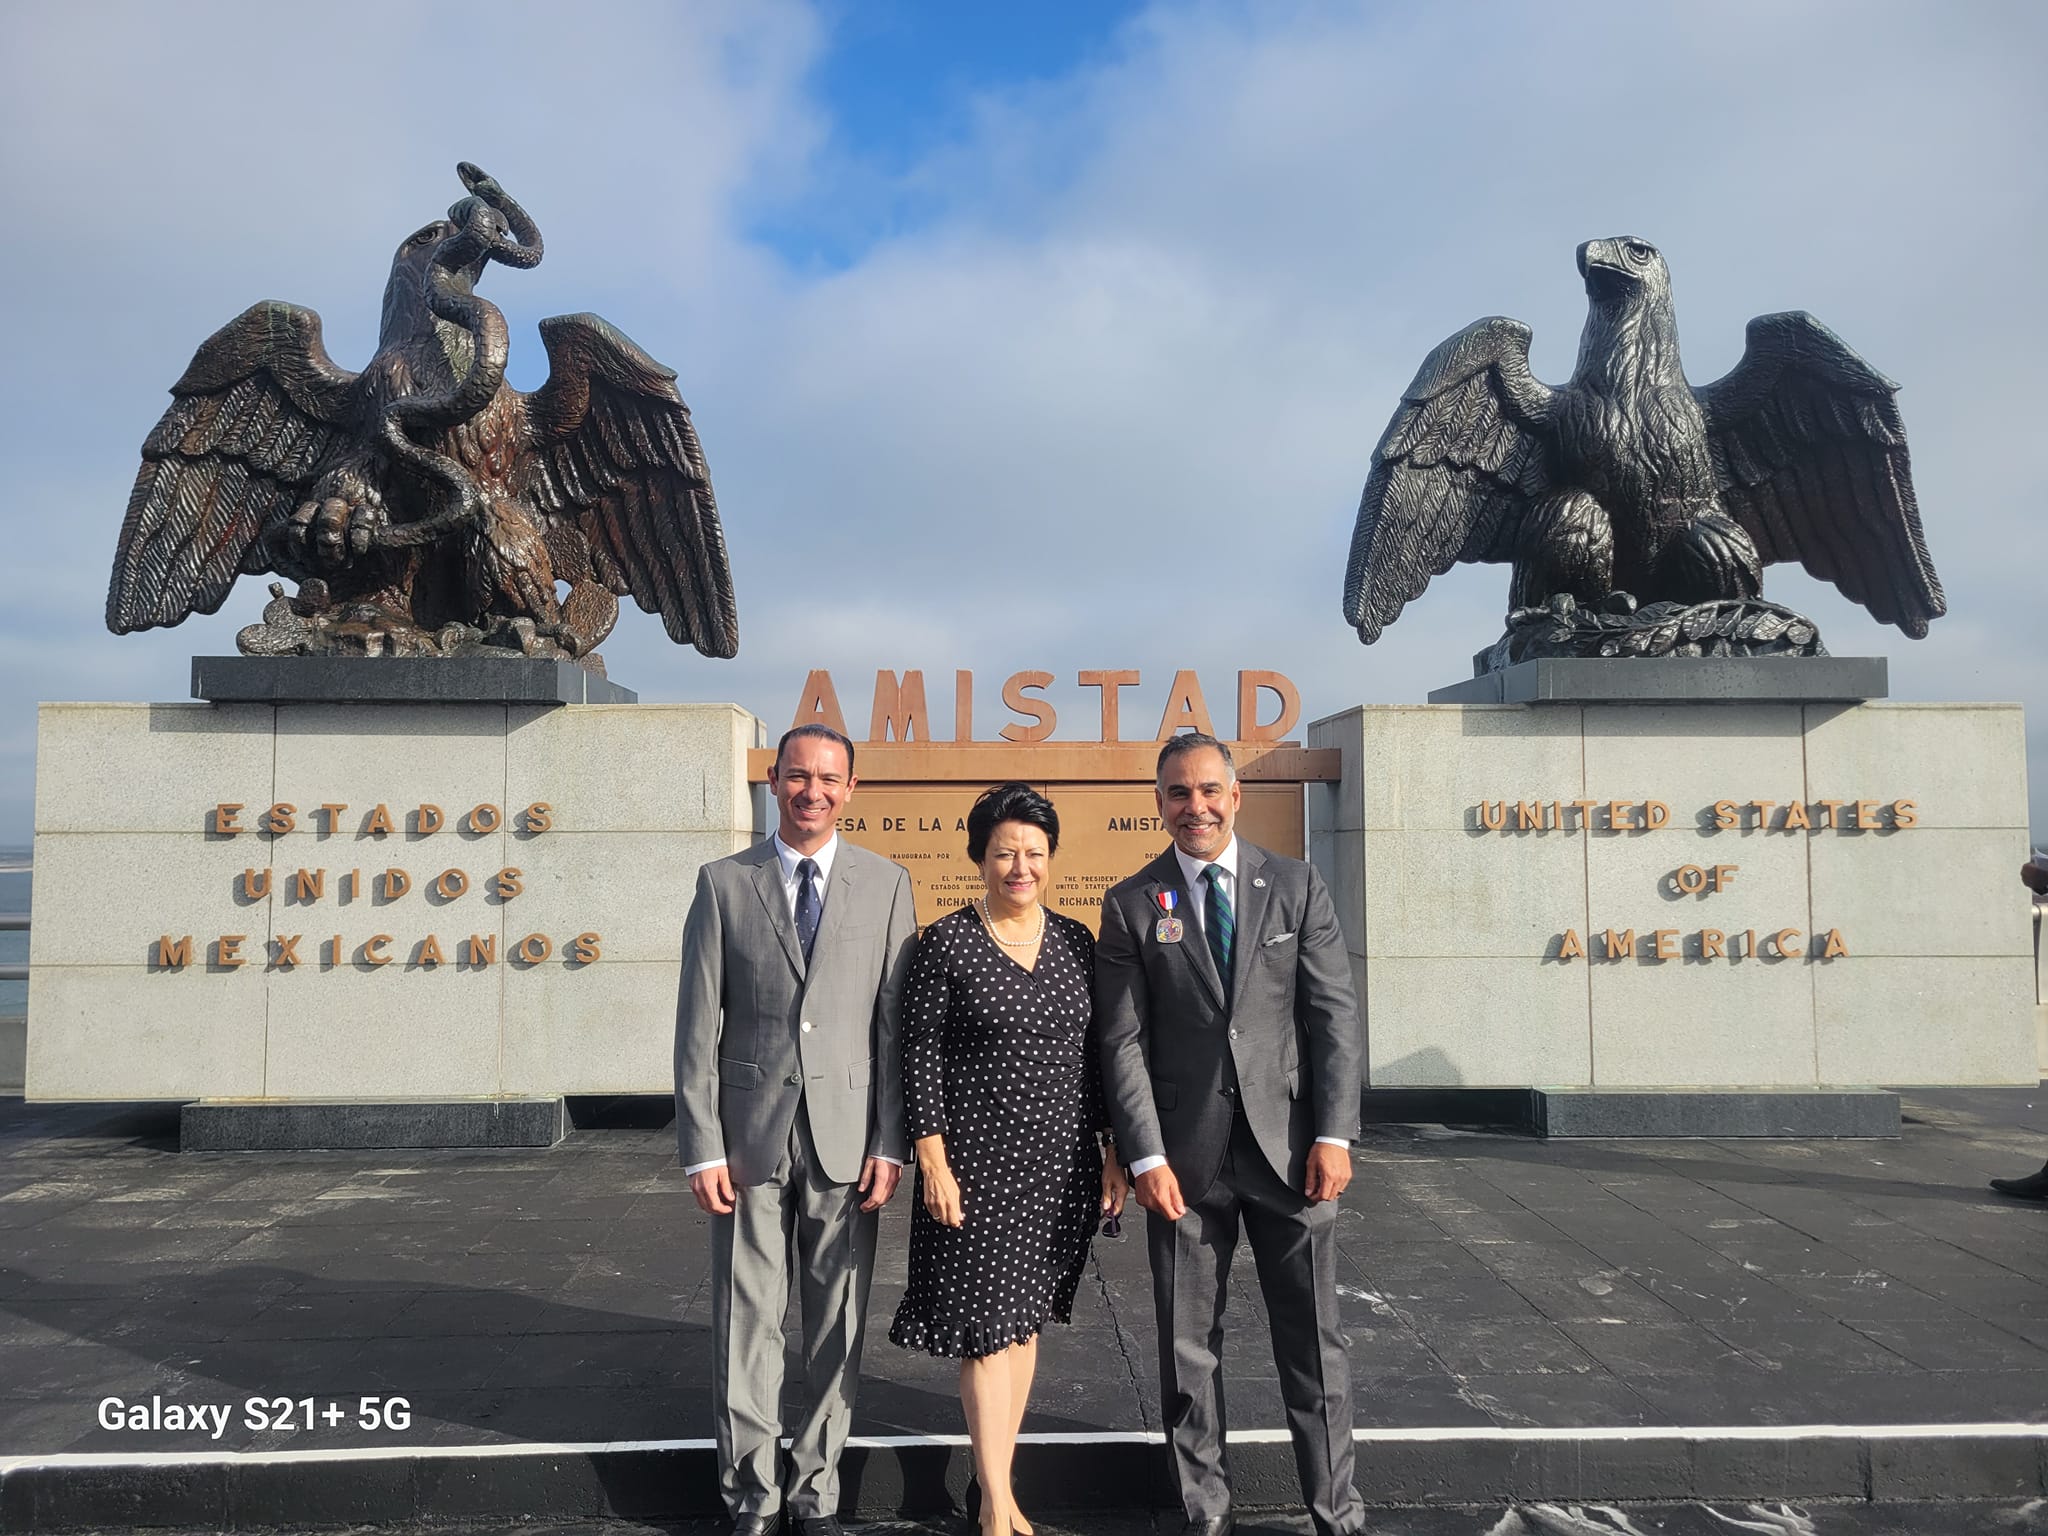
[1146,847,1224,1012]
[747,844,805,978]
[1227,841,1270,1015]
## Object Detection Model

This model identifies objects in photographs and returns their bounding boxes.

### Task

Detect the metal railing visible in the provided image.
[1,911,24,982]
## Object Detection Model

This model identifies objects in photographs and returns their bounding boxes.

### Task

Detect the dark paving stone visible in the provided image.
[1408,1319,1601,1376]
[1553,1319,1748,1377]
[233,1288,425,1341]
[383,1289,551,1337]
[1765,1270,1963,1321]
[1840,1316,2048,1372]
[1703,1318,1921,1374]
[4,1088,2048,1464]
[0,1296,126,1346]
[1454,1370,1662,1428]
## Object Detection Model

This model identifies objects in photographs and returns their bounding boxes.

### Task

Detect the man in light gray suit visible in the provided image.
[1096,733,1365,1536]
[676,724,919,1536]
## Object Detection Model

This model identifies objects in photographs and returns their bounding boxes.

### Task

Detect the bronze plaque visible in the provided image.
[835,782,1303,935]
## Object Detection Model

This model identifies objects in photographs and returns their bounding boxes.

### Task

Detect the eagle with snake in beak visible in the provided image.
[107,163,736,671]
[1342,236,1944,652]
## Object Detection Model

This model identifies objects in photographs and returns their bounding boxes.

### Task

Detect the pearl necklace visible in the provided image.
[978,896,1045,948]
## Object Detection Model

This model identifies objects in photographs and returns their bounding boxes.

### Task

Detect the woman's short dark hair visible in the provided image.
[966,781,1060,863]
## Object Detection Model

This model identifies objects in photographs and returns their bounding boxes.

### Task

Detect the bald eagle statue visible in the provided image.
[107,163,736,672]
[1341,236,1943,660]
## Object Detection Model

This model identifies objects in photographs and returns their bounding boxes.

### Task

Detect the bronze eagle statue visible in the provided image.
[1342,236,1944,652]
[107,163,736,671]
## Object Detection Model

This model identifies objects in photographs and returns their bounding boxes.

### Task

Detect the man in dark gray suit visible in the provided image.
[1097,733,1365,1536]
[675,724,919,1536]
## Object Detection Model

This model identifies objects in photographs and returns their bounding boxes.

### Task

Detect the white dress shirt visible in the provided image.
[685,833,899,1177]
[1127,837,1349,1179]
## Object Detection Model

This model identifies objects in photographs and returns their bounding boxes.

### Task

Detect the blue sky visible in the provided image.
[769,0,1146,266]
[1,0,2044,847]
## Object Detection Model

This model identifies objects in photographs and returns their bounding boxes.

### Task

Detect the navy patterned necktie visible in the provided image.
[795,858,821,962]
[1203,864,1234,991]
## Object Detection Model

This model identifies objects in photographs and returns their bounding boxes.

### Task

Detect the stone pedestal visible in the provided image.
[27,698,764,1137]
[1308,694,2036,1133]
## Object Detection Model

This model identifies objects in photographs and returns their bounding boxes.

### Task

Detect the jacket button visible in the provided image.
[785,1072,801,1086]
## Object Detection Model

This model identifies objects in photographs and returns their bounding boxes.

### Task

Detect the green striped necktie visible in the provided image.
[1203,864,1234,991]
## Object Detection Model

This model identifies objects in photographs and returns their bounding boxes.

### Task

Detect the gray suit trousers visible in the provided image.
[710,1100,877,1520]
[1148,1112,1362,1535]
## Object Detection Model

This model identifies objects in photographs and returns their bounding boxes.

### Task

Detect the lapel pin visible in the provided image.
[1253,877,1266,888]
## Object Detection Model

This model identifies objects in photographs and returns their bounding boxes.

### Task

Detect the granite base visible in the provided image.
[1531,1088,1901,1138]
[1428,656,1888,705]
[179,1097,568,1151]
[191,655,637,705]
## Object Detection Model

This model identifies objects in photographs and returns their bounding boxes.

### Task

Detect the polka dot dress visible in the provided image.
[889,904,1109,1360]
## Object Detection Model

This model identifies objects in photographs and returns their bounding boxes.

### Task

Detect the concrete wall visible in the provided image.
[28,701,763,1101]
[1309,701,2037,1090]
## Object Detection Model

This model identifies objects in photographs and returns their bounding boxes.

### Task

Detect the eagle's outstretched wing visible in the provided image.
[1343,317,1555,642]
[108,302,361,632]
[518,313,737,657]
[1695,311,1943,637]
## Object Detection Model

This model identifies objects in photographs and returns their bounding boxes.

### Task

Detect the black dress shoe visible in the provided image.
[1990,1163,2048,1199]
[1182,1515,1234,1536]
[791,1517,847,1536]
[731,1516,780,1536]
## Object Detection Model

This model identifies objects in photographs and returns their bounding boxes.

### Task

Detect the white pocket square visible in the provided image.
[1262,930,1297,946]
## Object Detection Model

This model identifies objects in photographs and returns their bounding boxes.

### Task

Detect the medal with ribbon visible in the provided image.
[1153,888,1184,944]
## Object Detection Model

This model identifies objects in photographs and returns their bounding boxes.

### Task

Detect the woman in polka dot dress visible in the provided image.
[889,782,1129,1536]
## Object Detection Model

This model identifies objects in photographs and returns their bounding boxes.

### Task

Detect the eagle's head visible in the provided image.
[1577,236,1670,309]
